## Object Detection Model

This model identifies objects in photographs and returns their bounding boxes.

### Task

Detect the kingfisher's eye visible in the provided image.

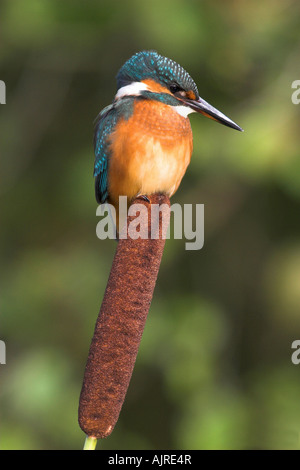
[170,83,181,94]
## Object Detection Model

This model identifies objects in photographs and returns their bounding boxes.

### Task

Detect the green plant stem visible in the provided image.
[83,435,97,450]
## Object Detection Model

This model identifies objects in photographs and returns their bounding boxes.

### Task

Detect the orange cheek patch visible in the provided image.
[142,79,171,94]
[186,90,196,100]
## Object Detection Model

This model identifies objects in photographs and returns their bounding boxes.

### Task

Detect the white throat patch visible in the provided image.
[173,105,195,118]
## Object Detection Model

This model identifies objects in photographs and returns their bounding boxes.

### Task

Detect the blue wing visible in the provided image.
[93,97,135,203]
[93,104,117,204]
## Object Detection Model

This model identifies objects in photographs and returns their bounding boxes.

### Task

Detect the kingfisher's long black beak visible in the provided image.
[184,96,243,132]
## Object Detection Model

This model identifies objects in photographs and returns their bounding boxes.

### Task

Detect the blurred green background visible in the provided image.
[1,0,300,450]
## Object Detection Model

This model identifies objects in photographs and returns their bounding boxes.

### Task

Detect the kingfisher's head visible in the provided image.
[115,50,243,132]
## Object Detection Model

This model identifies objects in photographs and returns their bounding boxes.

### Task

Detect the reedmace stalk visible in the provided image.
[78,194,170,447]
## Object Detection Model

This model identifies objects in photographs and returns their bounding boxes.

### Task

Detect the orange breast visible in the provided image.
[108,99,193,208]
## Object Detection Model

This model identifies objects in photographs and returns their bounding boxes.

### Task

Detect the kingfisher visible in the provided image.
[94,51,243,230]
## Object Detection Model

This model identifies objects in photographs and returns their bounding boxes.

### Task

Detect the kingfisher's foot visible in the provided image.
[136,194,150,203]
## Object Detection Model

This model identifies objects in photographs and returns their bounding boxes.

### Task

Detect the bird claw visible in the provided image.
[136,194,150,203]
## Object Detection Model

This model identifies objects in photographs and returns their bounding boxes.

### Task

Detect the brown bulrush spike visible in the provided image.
[78,194,170,439]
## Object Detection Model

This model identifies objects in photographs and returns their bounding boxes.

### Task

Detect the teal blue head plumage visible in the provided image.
[93,50,243,218]
[116,51,199,99]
